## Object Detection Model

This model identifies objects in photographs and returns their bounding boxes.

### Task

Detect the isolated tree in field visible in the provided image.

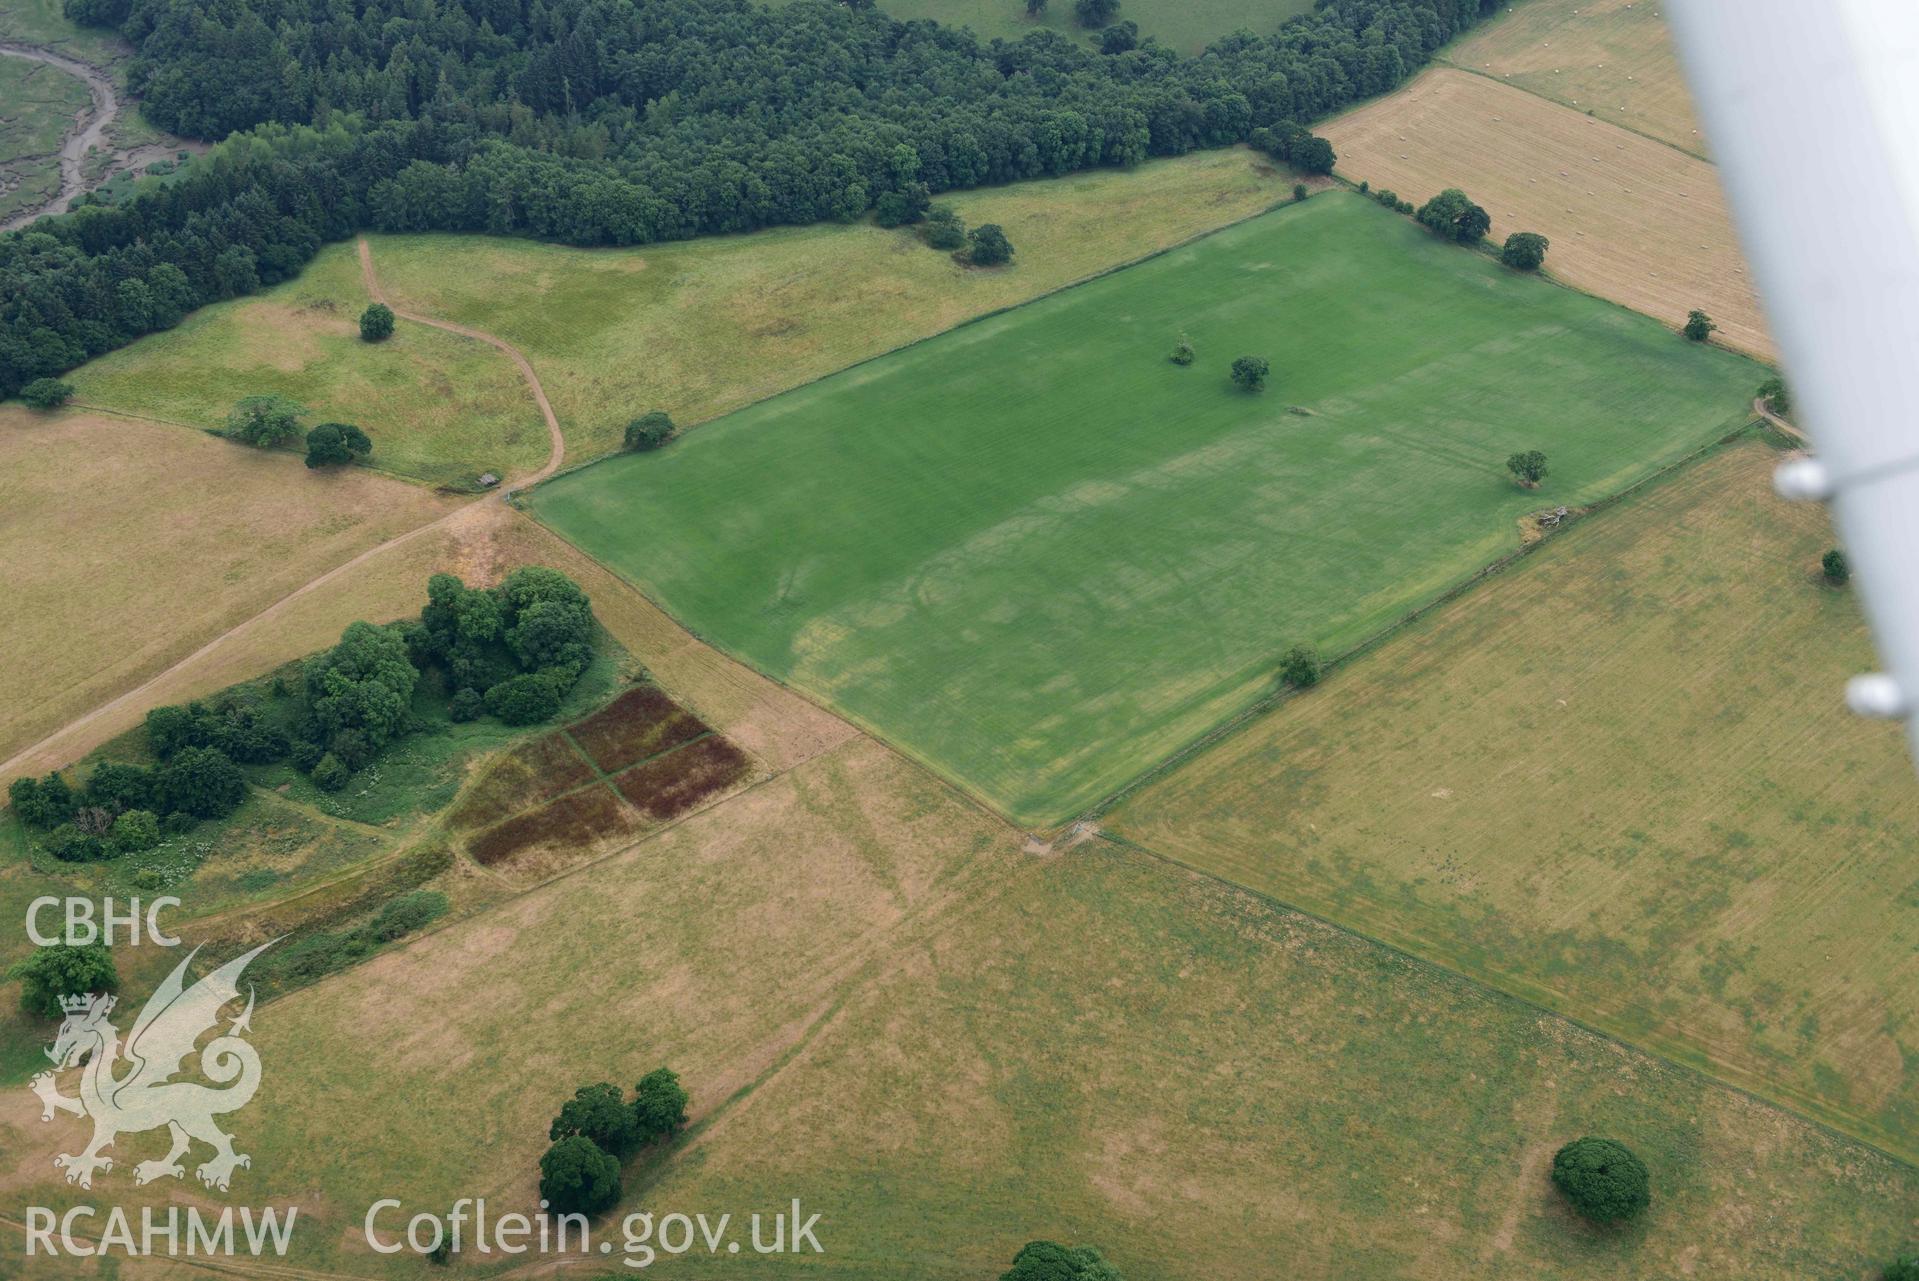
[1506,450,1549,487]
[1000,1240,1123,1281]
[1823,548,1850,586]
[1684,309,1717,342]
[1169,337,1195,366]
[227,394,306,448]
[1758,375,1790,414]
[156,746,247,819]
[1098,20,1137,53]
[1230,355,1270,392]
[1501,231,1549,271]
[632,1066,691,1141]
[1550,1137,1650,1223]
[1025,0,1047,14]
[1073,0,1119,27]
[624,411,676,451]
[967,223,1015,266]
[1292,182,1308,203]
[551,1082,640,1156]
[10,943,117,1019]
[305,422,372,468]
[20,378,74,410]
[538,1136,621,1216]
[1416,188,1491,243]
[1278,644,1321,690]
[359,302,395,342]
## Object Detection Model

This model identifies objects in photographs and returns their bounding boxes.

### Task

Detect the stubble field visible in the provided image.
[1322,68,1773,360]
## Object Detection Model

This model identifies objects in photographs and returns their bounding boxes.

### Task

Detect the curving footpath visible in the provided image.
[0,240,565,781]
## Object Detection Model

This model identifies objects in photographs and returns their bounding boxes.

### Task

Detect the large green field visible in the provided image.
[767,0,1314,52]
[1110,440,1919,1161]
[531,193,1764,825]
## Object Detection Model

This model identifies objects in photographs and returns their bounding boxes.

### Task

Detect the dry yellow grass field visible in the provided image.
[1322,68,1774,361]
[0,408,455,767]
[1442,0,1705,157]
[1111,440,1919,1159]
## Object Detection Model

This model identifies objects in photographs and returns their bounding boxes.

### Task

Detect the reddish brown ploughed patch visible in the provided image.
[448,731,596,831]
[613,736,751,821]
[567,685,710,773]
[468,785,640,867]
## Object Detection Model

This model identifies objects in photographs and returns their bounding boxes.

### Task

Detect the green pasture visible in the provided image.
[531,194,1763,824]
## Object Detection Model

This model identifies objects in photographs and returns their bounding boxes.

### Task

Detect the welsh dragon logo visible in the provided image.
[30,941,275,1192]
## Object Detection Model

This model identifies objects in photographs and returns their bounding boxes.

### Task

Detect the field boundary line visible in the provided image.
[1095,828,1919,1174]
[1431,58,1713,163]
[1076,418,1767,828]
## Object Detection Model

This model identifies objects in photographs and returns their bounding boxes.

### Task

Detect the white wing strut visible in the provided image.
[1667,2,1919,759]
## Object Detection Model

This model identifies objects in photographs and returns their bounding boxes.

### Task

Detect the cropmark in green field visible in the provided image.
[532,194,1764,825]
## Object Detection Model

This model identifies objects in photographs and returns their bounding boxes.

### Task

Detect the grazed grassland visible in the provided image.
[534,194,1762,826]
[66,243,550,488]
[1111,440,1919,1160]
[6,738,1912,1279]
[0,408,455,765]
[1322,68,1773,360]
[1442,0,1705,156]
[362,147,1299,460]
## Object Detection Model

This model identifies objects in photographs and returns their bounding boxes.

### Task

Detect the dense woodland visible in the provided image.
[1,0,1497,398]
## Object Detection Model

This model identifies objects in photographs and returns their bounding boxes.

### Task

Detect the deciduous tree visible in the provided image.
[1230,355,1269,392]
[1550,1137,1650,1224]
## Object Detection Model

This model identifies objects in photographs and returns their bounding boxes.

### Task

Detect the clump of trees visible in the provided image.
[1550,1136,1650,1224]
[1823,548,1850,586]
[1230,355,1270,392]
[1249,122,1337,175]
[305,421,372,468]
[226,394,306,447]
[409,566,597,736]
[1416,188,1491,243]
[1684,309,1716,342]
[1507,450,1548,487]
[1278,644,1321,690]
[1372,187,1415,215]
[967,223,1015,267]
[9,942,118,1019]
[21,378,74,410]
[1501,231,1549,271]
[1000,1240,1122,1280]
[923,204,967,252]
[624,411,676,452]
[359,302,395,341]
[538,1068,690,1216]
[1758,376,1790,414]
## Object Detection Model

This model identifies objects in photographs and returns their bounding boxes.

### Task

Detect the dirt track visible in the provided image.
[0,241,566,781]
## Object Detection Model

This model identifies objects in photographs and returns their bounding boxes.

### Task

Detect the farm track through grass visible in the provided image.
[1110,439,1919,1161]
[533,193,1764,826]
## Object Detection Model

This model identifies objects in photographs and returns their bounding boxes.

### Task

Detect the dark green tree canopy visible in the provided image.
[1074,0,1121,28]
[1230,355,1270,391]
[633,1067,691,1141]
[1278,644,1320,690]
[1506,449,1549,486]
[1822,548,1849,585]
[1416,188,1491,243]
[21,378,75,410]
[305,421,373,468]
[1550,1136,1651,1223]
[11,943,119,1020]
[1501,231,1549,271]
[155,746,247,819]
[551,1083,640,1156]
[624,411,677,452]
[1000,1240,1123,1281]
[304,621,420,752]
[968,223,1015,267]
[359,302,395,341]
[538,1136,621,1217]
[1684,309,1717,341]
